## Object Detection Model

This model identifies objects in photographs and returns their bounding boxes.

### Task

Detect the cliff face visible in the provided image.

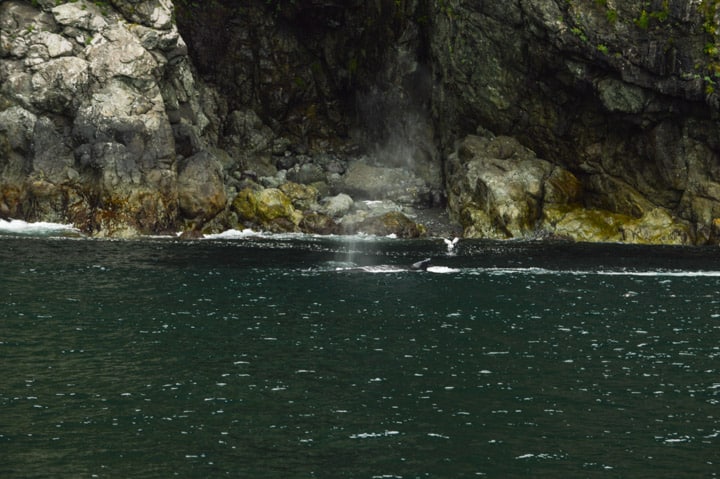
[0,0,205,235]
[430,0,720,242]
[2,0,720,242]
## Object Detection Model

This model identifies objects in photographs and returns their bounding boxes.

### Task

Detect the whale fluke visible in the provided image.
[444,237,460,251]
[410,258,432,271]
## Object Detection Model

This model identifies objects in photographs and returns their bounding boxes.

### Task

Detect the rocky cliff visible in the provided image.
[2,0,720,243]
[432,0,720,244]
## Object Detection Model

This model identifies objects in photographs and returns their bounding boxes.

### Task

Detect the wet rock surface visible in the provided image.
[2,0,720,244]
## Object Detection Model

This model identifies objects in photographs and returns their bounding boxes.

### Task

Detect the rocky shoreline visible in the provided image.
[3,1,720,244]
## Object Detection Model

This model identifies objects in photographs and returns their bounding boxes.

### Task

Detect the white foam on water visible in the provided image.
[203,228,404,242]
[475,266,720,278]
[479,267,559,276]
[426,266,460,274]
[349,430,400,439]
[597,270,720,277]
[360,265,405,273]
[334,264,461,274]
[0,218,79,236]
[202,228,268,239]
[336,265,406,273]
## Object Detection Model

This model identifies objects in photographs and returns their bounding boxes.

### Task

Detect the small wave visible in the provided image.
[426,266,461,274]
[332,264,720,277]
[515,452,566,460]
[597,270,720,277]
[0,218,80,236]
[202,228,280,240]
[203,228,403,242]
[349,430,400,439]
[475,267,720,277]
[335,265,407,273]
[333,264,461,274]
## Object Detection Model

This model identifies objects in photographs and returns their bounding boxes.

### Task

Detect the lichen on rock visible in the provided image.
[231,187,302,232]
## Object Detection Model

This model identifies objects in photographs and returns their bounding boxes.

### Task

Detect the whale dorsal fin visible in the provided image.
[411,258,431,271]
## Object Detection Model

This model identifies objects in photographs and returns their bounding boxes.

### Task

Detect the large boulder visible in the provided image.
[177,151,227,222]
[542,206,635,243]
[278,182,320,212]
[320,193,354,218]
[344,211,426,238]
[299,212,339,235]
[446,133,582,239]
[231,187,302,232]
[448,131,696,243]
[622,208,695,245]
[543,206,694,245]
[221,109,276,177]
[111,0,174,30]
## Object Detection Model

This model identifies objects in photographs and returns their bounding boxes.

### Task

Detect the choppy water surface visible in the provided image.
[1,233,719,478]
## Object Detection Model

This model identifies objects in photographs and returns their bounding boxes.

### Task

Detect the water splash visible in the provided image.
[0,218,80,237]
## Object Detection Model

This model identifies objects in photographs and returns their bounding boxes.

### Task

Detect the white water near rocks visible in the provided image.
[1,228,719,478]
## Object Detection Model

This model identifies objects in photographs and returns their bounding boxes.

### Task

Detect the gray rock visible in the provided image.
[313,153,346,175]
[259,170,287,189]
[177,151,227,222]
[446,134,581,239]
[30,57,90,113]
[597,78,646,114]
[86,24,158,86]
[31,116,74,181]
[356,199,403,216]
[286,163,325,185]
[0,0,201,235]
[51,1,108,31]
[222,109,275,174]
[75,141,142,188]
[112,0,174,30]
[0,106,36,179]
[34,31,75,58]
[320,193,354,219]
[333,158,433,206]
[0,106,36,153]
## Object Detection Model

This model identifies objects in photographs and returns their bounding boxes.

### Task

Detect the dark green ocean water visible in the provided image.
[1,231,719,478]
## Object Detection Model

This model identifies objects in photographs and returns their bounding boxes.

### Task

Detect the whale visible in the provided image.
[333,258,434,273]
[410,258,432,271]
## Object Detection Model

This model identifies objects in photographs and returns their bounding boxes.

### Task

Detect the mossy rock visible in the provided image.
[544,168,583,205]
[543,205,694,244]
[460,206,511,239]
[542,205,631,243]
[265,217,300,233]
[350,211,426,238]
[279,181,320,211]
[299,212,339,235]
[231,187,302,228]
[256,188,302,224]
[231,188,260,221]
[622,208,694,245]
